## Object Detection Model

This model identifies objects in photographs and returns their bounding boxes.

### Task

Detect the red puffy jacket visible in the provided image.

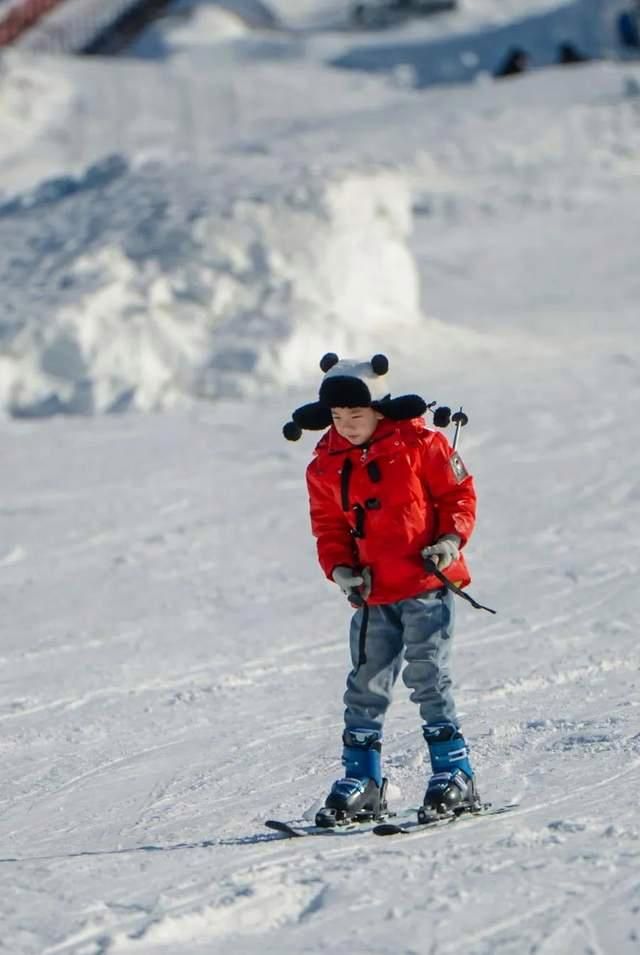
[306,417,476,605]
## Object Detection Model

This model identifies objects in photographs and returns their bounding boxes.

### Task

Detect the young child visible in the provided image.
[283,353,479,826]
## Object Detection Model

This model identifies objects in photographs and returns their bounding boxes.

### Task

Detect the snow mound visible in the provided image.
[210,0,280,30]
[130,1,251,59]
[0,157,420,417]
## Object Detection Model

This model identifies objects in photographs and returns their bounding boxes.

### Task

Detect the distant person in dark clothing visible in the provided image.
[618,9,640,48]
[494,47,529,78]
[558,42,589,64]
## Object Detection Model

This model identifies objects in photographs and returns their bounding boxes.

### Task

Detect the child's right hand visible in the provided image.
[332,566,372,603]
[421,534,461,571]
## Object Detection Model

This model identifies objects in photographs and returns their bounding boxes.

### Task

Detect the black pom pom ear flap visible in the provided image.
[433,406,451,428]
[373,395,427,420]
[283,421,303,441]
[370,354,389,375]
[320,352,339,373]
[292,402,333,431]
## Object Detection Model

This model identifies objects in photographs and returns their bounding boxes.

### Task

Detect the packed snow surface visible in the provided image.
[1,1,640,953]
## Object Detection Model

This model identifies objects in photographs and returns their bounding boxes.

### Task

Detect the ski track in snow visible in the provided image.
[27,755,640,954]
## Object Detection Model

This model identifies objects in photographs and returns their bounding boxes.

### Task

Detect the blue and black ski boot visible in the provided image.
[316,728,388,828]
[420,722,480,821]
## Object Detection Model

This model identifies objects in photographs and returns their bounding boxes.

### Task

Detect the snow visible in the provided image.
[130,3,251,59]
[1,1,640,952]
[0,160,418,413]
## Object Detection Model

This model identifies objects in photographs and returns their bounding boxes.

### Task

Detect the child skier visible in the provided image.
[283,353,480,827]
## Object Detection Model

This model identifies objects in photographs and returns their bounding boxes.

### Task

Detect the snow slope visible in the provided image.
[1,2,640,953]
[2,281,639,953]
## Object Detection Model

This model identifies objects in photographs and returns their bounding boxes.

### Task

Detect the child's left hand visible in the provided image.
[332,565,372,603]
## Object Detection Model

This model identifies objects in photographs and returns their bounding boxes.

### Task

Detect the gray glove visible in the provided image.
[332,565,372,603]
[421,534,461,571]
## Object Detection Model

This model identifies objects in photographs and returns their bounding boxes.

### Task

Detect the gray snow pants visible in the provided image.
[344,588,458,734]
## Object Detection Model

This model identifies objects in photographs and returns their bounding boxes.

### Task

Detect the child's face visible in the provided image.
[331,406,383,445]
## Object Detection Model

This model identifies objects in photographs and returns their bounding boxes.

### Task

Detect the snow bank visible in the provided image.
[205,0,279,30]
[130,2,250,59]
[331,0,636,85]
[0,157,420,416]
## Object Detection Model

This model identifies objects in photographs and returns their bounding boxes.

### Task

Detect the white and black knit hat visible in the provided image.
[282,352,427,441]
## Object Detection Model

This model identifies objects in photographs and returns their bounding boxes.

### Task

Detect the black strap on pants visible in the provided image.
[351,561,495,673]
[353,600,370,671]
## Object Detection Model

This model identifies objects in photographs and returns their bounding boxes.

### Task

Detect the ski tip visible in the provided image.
[265,819,306,837]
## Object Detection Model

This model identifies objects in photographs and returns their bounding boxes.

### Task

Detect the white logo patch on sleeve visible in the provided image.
[449,451,469,483]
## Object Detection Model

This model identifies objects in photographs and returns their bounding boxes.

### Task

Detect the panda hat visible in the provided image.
[282,352,427,441]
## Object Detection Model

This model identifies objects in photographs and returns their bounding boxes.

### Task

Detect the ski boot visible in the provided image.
[315,728,388,828]
[419,722,481,823]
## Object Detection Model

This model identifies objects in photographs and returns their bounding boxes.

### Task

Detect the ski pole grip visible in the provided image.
[451,407,469,451]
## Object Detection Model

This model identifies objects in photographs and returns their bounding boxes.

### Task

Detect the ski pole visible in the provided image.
[428,403,468,449]
[451,407,469,451]
[425,403,497,614]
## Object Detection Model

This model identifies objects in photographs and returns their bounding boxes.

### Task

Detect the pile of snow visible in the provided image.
[265,0,350,30]
[131,1,251,59]
[202,0,279,29]
[0,157,420,416]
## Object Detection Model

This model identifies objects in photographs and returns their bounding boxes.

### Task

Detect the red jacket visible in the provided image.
[306,417,476,605]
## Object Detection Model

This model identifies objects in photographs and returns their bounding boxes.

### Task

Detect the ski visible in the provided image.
[265,817,388,838]
[373,802,519,836]
[265,819,316,838]
[265,807,410,839]
[266,803,519,839]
